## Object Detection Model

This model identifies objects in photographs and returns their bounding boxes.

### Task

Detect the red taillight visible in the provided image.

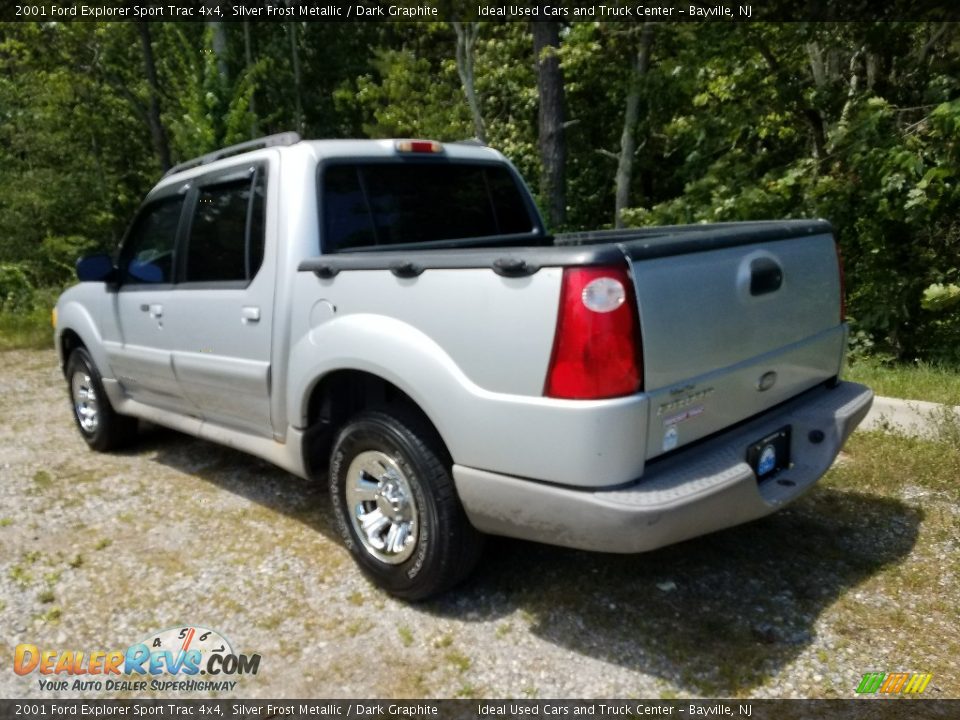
[835,241,846,323]
[544,266,643,400]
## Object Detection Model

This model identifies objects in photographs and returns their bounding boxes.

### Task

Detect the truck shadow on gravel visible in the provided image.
[144,427,921,697]
[454,489,922,696]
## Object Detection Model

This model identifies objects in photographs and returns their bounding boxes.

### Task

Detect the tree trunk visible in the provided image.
[287,22,304,135]
[806,42,826,88]
[138,24,172,171]
[838,47,865,130]
[532,19,566,229]
[452,22,486,143]
[754,34,826,166]
[243,21,260,137]
[916,22,952,66]
[614,23,654,229]
[207,20,229,84]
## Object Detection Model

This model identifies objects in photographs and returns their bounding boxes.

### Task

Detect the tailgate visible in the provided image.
[623,226,844,459]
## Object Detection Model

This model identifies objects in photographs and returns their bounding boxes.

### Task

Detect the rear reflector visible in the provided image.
[395,140,443,154]
[544,266,643,400]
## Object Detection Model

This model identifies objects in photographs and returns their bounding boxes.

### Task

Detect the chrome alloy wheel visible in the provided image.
[71,369,100,434]
[345,450,419,565]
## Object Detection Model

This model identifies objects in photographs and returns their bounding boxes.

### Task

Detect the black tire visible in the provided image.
[329,408,484,600]
[65,347,138,452]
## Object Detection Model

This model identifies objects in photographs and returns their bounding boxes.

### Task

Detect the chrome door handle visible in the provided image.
[148,304,163,319]
[241,306,261,324]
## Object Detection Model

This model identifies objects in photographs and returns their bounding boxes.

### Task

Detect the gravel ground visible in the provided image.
[0,349,956,699]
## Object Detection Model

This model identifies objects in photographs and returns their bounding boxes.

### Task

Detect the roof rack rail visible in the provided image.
[163,131,301,178]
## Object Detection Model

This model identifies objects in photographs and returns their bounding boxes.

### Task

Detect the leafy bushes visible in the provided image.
[1,21,958,364]
[0,264,57,350]
[0,264,35,315]
[616,27,960,365]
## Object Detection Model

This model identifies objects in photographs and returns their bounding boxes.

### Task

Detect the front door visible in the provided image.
[104,194,190,414]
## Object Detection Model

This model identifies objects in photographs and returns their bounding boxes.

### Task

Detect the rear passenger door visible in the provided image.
[162,162,276,437]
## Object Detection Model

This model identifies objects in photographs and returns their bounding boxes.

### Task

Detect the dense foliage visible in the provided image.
[1,20,958,361]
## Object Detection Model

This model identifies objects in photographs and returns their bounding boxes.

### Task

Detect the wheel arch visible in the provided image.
[55,295,112,381]
[58,328,86,375]
[301,368,451,481]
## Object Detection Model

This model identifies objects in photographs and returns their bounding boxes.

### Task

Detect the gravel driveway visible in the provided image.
[0,350,956,699]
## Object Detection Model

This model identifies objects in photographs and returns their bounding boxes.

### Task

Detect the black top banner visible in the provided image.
[4,0,960,23]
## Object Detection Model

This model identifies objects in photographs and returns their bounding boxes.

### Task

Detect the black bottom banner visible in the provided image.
[1,699,958,720]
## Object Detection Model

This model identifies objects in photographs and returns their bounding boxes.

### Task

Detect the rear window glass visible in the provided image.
[184,170,266,283]
[322,162,534,252]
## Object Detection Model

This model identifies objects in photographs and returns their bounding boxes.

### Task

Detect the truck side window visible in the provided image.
[119,196,184,284]
[184,171,266,284]
[246,170,266,280]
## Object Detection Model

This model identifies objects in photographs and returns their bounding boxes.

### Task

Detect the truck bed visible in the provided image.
[299,218,844,463]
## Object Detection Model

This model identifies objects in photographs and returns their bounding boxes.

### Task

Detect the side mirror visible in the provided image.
[127,259,164,284]
[76,254,117,283]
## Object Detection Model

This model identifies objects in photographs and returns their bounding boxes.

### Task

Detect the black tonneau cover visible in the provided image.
[298,219,833,278]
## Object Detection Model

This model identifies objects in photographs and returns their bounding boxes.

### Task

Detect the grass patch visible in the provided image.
[0,518,12,527]
[33,470,54,491]
[845,358,960,406]
[432,633,453,649]
[94,538,112,551]
[9,566,31,587]
[818,430,959,689]
[455,683,482,698]
[256,615,284,631]
[830,429,960,496]
[444,650,471,673]
[344,619,373,637]
[39,606,62,623]
[0,308,54,351]
[397,625,414,647]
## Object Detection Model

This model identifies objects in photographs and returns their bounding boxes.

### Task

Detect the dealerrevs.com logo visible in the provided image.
[14,626,261,693]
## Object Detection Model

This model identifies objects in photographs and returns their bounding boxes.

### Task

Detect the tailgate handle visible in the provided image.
[750,258,783,296]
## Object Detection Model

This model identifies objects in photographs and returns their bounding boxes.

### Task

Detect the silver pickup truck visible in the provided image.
[55,133,873,599]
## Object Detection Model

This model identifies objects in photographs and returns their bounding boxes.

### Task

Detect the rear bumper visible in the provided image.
[452,381,873,553]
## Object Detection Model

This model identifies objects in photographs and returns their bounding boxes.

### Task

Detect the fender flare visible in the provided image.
[288,313,485,461]
[56,297,113,379]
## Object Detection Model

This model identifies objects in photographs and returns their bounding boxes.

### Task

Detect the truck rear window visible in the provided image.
[322,162,535,252]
